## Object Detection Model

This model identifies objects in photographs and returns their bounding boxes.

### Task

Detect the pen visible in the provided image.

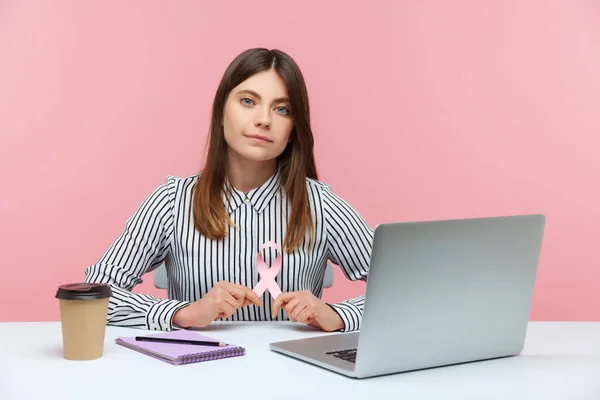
[135,336,227,347]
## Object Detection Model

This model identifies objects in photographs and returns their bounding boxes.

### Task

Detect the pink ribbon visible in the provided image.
[252,241,282,299]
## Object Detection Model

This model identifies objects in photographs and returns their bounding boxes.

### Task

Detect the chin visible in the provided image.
[237,148,281,163]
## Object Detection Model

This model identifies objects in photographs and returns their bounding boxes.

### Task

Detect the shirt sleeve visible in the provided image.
[84,177,190,331]
[321,184,374,332]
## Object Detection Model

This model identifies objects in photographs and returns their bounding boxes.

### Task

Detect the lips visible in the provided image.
[245,134,272,143]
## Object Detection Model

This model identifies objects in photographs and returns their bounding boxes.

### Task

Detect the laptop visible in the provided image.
[269,214,546,378]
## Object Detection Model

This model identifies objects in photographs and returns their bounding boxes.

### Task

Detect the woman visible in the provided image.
[84,48,374,333]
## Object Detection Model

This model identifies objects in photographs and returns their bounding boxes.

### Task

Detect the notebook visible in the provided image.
[115,329,245,365]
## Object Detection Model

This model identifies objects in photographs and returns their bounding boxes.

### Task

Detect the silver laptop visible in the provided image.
[269,214,546,378]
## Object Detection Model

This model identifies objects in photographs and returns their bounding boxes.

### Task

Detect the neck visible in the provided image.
[227,152,277,193]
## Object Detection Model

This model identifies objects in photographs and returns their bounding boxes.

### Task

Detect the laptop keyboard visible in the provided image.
[326,348,357,363]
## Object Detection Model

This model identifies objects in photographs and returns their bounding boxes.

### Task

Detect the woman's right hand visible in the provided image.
[172,281,263,328]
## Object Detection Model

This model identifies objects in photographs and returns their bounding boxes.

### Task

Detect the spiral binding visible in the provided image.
[178,347,246,365]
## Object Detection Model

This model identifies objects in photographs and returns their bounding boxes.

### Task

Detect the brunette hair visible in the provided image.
[193,48,318,253]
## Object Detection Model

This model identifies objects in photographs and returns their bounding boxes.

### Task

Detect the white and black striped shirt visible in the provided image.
[84,170,374,332]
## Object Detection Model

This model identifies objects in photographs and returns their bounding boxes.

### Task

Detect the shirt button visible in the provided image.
[244,197,250,203]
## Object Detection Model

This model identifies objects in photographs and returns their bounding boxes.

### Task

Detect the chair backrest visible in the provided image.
[153,262,335,289]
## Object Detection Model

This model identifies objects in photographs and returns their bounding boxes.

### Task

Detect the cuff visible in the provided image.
[327,302,362,332]
[146,298,191,331]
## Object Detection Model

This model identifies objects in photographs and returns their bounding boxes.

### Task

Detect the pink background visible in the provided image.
[1,1,599,322]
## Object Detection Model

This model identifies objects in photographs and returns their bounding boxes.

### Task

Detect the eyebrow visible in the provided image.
[235,89,289,104]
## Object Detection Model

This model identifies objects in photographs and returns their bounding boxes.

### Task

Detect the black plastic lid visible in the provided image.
[55,283,112,300]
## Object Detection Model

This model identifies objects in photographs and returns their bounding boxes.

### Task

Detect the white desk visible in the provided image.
[1,322,599,400]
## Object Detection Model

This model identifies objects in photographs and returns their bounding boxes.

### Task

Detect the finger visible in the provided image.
[224,294,239,310]
[280,299,302,322]
[243,287,263,307]
[227,287,246,307]
[217,300,237,318]
[217,297,237,319]
[216,304,235,320]
[241,296,263,307]
[290,302,308,322]
[223,283,262,308]
[224,284,262,307]
[272,292,296,318]
[283,297,303,319]
[296,307,318,325]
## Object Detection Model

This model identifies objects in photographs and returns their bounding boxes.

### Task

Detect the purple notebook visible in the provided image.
[115,329,245,365]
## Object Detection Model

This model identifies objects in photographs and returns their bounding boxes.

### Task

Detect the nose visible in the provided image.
[254,106,271,129]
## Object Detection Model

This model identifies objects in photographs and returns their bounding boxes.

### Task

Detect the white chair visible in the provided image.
[153,262,334,289]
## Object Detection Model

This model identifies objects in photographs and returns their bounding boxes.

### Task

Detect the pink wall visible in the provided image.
[1,1,599,322]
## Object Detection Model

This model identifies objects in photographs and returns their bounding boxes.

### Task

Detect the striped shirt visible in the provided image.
[84,170,374,332]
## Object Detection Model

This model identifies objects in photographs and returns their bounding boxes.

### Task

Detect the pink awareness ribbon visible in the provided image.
[252,241,282,299]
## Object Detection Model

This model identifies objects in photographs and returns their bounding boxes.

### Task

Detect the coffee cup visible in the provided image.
[55,283,112,361]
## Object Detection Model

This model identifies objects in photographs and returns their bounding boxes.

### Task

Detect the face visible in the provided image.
[222,69,294,165]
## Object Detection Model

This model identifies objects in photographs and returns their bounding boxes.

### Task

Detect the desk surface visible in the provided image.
[1,321,599,400]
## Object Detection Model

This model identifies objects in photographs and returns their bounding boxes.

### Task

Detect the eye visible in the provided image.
[241,97,255,106]
[275,106,290,115]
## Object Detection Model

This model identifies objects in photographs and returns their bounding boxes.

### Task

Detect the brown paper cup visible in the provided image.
[55,283,112,361]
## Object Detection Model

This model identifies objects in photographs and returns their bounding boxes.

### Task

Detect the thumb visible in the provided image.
[271,292,293,318]
[242,297,261,307]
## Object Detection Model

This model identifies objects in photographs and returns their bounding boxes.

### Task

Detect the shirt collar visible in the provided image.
[223,169,282,214]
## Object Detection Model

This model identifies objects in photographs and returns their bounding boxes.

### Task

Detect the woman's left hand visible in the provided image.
[271,291,344,332]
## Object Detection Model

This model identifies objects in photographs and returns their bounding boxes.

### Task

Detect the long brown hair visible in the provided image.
[193,48,318,253]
